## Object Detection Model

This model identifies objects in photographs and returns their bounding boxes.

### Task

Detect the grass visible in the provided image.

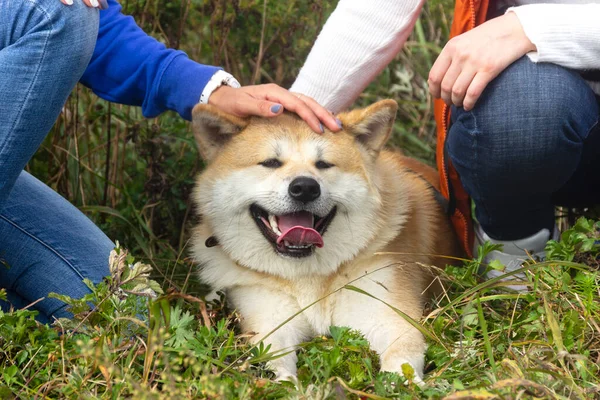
[3,0,600,398]
[1,220,599,398]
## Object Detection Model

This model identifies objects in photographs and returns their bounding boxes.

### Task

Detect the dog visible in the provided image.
[190,99,461,382]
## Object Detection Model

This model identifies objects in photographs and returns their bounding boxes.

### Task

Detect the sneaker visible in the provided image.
[474,223,557,291]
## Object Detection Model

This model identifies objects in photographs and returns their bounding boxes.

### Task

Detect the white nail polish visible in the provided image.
[65,0,73,4]
[90,0,99,7]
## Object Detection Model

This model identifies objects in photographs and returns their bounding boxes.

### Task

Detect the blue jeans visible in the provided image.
[0,0,113,323]
[447,57,600,240]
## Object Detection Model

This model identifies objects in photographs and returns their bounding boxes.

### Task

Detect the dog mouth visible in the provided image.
[250,204,337,258]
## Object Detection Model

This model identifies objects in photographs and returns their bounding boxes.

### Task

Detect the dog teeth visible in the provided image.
[268,214,281,235]
[287,244,312,250]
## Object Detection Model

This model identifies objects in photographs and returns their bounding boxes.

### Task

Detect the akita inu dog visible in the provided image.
[190,99,461,381]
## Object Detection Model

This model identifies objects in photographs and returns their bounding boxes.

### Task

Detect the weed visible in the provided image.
[1,219,599,398]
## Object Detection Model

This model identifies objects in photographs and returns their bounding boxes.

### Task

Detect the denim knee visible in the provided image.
[37,0,99,74]
[43,1,100,70]
[447,56,599,197]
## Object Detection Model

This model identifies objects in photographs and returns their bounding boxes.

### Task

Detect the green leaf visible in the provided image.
[580,238,596,252]
[461,301,479,326]
[2,365,18,385]
[543,294,565,353]
[165,306,196,348]
[488,259,505,271]
[3,365,17,379]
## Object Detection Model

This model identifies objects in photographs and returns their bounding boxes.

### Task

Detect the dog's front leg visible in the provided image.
[332,274,426,382]
[228,285,312,381]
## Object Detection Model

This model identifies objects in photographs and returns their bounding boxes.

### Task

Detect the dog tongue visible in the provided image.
[276,211,324,248]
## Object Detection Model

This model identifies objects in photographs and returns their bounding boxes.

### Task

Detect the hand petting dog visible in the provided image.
[209,85,341,134]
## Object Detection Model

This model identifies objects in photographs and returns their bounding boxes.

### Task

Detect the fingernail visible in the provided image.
[320,123,324,133]
[270,104,282,114]
[90,0,99,7]
[65,0,73,4]
[335,118,343,129]
[99,0,108,9]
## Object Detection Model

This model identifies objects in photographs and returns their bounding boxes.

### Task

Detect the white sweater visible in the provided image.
[290,1,600,112]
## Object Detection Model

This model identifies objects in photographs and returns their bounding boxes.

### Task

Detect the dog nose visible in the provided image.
[288,177,321,203]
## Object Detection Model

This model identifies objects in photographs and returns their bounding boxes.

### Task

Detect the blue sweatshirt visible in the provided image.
[80,0,220,121]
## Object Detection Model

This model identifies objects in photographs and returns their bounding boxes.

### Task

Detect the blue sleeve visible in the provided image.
[80,0,221,120]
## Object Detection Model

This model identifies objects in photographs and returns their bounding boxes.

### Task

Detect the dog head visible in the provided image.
[191,99,399,279]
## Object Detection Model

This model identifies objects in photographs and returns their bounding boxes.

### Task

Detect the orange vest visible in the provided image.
[433,0,492,257]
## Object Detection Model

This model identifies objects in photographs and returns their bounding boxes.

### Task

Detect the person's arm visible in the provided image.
[508,4,600,70]
[290,0,425,113]
[80,0,219,120]
[78,0,340,132]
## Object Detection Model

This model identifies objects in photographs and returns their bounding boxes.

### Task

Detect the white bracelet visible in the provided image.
[199,70,241,104]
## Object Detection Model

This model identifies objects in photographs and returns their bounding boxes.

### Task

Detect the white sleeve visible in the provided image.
[508,4,600,70]
[290,0,425,113]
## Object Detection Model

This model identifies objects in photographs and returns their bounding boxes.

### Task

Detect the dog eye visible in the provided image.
[259,158,283,168]
[315,160,334,169]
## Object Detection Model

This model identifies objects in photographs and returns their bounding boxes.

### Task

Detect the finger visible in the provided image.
[439,61,462,106]
[234,94,284,118]
[462,73,493,111]
[428,46,453,98]
[247,86,324,133]
[292,93,342,132]
[60,0,74,5]
[271,92,325,133]
[463,72,494,111]
[450,67,476,107]
[86,0,99,7]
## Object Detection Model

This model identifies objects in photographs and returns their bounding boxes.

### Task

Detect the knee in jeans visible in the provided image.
[448,59,598,170]
[36,1,99,72]
[475,57,598,142]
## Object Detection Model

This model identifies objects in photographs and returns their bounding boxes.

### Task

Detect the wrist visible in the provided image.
[200,70,241,105]
[505,11,536,53]
[207,85,235,107]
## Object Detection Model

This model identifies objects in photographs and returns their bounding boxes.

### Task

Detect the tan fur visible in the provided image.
[190,100,462,381]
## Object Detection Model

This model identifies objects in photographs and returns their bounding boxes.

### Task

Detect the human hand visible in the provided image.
[208,84,342,134]
[60,0,108,10]
[428,12,536,111]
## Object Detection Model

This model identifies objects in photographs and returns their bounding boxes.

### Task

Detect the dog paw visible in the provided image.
[274,371,299,385]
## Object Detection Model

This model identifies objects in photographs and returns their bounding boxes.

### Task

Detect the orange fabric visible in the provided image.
[434,0,492,258]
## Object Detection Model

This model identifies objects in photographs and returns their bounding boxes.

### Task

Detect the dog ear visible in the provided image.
[339,99,398,155]
[192,104,249,161]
